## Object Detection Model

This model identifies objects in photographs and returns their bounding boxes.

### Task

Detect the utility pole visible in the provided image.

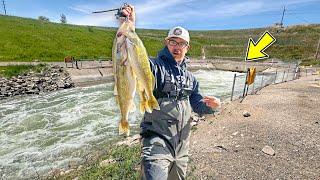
[316,37,320,60]
[2,0,6,15]
[280,6,286,28]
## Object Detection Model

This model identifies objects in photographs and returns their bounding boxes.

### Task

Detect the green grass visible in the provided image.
[0,64,47,78]
[1,15,320,65]
[59,144,141,180]
[300,58,320,66]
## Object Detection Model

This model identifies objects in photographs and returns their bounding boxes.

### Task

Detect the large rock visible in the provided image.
[262,145,275,156]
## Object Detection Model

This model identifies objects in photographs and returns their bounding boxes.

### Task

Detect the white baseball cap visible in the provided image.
[165,26,190,43]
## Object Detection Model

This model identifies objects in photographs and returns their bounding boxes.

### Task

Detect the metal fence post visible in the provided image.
[251,81,255,95]
[230,73,237,101]
[274,68,278,84]
[242,69,249,98]
[293,66,298,80]
[306,69,307,77]
[282,70,286,82]
[245,83,250,96]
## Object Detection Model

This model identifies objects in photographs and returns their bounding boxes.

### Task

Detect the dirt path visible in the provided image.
[189,75,320,179]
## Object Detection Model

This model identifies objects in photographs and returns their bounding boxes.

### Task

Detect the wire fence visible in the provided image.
[230,66,319,101]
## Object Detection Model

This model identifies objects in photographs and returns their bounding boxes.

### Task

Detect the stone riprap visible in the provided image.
[0,65,74,100]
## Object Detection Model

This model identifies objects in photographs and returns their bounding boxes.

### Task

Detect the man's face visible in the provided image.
[165,37,190,62]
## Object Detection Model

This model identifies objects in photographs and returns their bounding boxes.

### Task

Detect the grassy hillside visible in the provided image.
[0,15,319,64]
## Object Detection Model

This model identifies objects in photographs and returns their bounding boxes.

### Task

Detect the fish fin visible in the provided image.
[138,90,149,114]
[113,84,118,96]
[142,90,154,113]
[140,99,152,114]
[119,119,130,136]
[130,102,136,113]
[116,49,127,66]
[144,98,152,113]
[139,101,146,114]
[119,41,128,66]
[145,103,152,113]
[147,95,160,112]
[126,38,134,45]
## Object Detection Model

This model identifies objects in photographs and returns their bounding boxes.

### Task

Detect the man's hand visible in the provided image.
[119,4,135,25]
[202,96,221,109]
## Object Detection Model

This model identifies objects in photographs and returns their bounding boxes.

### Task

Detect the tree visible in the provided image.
[38,16,50,22]
[60,13,67,24]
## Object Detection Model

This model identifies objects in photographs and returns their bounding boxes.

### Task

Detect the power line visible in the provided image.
[286,12,319,15]
[286,9,320,13]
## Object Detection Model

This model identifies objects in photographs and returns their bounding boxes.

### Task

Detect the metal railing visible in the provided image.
[230,66,319,102]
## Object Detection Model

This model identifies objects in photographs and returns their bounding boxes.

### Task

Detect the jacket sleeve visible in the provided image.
[189,78,214,115]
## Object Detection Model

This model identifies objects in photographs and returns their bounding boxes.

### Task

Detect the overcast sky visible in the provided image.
[2,0,320,30]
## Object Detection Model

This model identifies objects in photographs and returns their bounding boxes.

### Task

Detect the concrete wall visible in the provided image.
[1,59,290,87]
[65,59,293,87]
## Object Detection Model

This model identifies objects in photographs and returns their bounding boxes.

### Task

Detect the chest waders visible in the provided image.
[140,62,194,180]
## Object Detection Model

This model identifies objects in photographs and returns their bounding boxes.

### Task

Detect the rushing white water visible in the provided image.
[193,69,242,99]
[1,69,291,179]
[0,83,143,179]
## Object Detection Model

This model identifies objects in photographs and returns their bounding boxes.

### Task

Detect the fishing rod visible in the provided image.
[92,3,128,19]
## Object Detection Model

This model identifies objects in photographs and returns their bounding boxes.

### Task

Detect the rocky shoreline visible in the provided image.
[0,65,74,100]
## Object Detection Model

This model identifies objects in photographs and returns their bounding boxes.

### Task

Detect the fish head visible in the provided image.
[117,21,134,34]
[117,21,137,44]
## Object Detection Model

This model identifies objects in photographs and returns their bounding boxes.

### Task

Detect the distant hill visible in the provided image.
[0,15,319,65]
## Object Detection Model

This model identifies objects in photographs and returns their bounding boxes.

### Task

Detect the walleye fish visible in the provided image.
[113,22,136,136]
[119,21,160,113]
[113,21,160,136]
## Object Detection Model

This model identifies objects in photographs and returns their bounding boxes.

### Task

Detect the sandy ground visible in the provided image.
[189,75,320,179]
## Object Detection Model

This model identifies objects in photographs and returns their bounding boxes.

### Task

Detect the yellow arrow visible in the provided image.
[245,31,276,61]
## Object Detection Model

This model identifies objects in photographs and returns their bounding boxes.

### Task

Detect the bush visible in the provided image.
[38,16,50,22]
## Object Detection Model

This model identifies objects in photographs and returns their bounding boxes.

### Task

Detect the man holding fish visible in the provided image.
[114,4,221,180]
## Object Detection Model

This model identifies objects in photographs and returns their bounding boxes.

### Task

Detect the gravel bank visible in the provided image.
[189,75,320,179]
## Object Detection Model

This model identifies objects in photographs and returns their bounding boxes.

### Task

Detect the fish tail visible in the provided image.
[146,96,160,113]
[119,119,130,136]
[139,101,146,114]
[138,90,148,114]
[140,100,154,114]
